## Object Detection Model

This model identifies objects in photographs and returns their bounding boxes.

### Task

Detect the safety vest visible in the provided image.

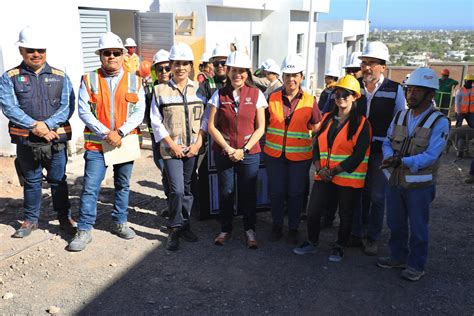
[6,63,72,145]
[82,69,142,151]
[264,90,314,161]
[212,84,261,155]
[458,87,474,113]
[384,109,446,189]
[123,53,140,73]
[315,113,370,188]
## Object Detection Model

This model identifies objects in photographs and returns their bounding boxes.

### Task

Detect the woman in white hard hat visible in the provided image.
[150,43,206,251]
[264,54,322,245]
[294,75,370,262]
[208,51,267,249]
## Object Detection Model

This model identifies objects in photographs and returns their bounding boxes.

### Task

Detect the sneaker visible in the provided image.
[68,230,92,252]
[179,225,198,242]
[245,229,258,249]
[363,239,378,256]
[328,246,344,262]
[59,217,77,236]
[286,229,299,245]
[377,257,407,269]
[166,229,180,251]
[12,221,37,238]
[293,241,318,255]
[347,235,364,248]
[214,232,231,246]
[269,224,283,242]
[400,267,425,281]
[111,223,136,240]
[465,175,474,184]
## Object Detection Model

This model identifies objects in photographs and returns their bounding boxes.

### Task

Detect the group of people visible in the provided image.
[1,26,463,282]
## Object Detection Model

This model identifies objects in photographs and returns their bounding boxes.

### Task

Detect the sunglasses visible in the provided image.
[157,65,171,73]
[25,48,46,54]
[334,89,353,100]
[102,50,123,57]
[212,60,227,67]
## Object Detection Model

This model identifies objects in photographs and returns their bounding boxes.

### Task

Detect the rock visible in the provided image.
[3,292,14,300]
[47,305,61,314]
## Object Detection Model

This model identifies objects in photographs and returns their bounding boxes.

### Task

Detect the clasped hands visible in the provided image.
[105,130,122,148]
[170,142,201,159]
[224,146,244,162]
[32,121,59,142]
[380,156,402,169]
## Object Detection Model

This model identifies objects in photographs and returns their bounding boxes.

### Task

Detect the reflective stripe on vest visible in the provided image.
[264,90,313,161]
[315,114,370,188]
[459,87,474,113]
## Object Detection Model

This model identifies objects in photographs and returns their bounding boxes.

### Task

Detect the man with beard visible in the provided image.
[378,67,449,281]
[350,41,406,255]
[198,44,231,104]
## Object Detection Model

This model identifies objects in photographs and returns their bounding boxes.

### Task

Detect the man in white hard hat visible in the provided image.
[260,59,282,99]
[344,52,363,78]
[198,44,230,104]
[378,67,449,281]
[68,32,145,252]
[350,41,406,255]
[318,68,339,112]
[197,52,214,83]
[0,26,76,238]
[123,37,140,74]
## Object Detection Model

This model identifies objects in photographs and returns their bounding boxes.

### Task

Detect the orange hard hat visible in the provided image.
[441,68,450,76]
[139,60,152,78]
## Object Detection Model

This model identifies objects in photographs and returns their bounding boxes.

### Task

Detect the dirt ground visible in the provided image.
[0,146,473,315]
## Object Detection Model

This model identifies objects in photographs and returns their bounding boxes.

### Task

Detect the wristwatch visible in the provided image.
[117,129,124,138]
[242,146,250,154]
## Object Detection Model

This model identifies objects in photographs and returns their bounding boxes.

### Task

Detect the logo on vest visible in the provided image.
[44,77,60,83]
[244,97,252,105]
[18,76,29,83]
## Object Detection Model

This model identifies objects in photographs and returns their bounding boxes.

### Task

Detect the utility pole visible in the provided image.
[305,0,316,91]
[363,0,371,48]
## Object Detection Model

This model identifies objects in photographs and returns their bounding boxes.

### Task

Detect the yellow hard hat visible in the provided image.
[334,75,361,99]
[465,74,474,81]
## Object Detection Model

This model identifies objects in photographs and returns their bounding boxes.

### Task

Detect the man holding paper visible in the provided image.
[68,32,145,252]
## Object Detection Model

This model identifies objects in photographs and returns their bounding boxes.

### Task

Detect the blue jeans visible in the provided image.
[265,154,312,230]
[386,184,435,271]
[215,153,260,233]
[352,152,386,241]
[16,143,71,223]
[164,156,196,228]
[151,137,169,198]
[77,150,134,231]
[455,113,474,128]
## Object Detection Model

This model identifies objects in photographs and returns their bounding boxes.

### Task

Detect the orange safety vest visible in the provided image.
[123,53,140,73]
[82,69,142,151]
[458,87,474,113]
[264,90,314,161]
[315,113,370,188]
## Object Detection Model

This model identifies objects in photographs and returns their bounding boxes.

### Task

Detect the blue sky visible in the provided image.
[319,0,474,30]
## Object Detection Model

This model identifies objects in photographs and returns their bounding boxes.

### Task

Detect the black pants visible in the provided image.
[307,181,361,246]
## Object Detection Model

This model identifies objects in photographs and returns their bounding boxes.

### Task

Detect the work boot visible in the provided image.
[68,230,92,252]
[111,223,136,239]
[362,239,378,256]
[269,224,283,242]
[12,221,38,238]
[58,217,77,236]
[286,229,299,245]
[179,224,198,242]
[400,267,425,281]
[166,229,180,251]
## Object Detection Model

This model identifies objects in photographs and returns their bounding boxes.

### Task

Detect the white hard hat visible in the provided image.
[261,59,280,74]
[281,55,305,74]
[200,52,211,63]
[324,68,340,78]
[16,26,47,49]
[344,52,362,68]
[169,42,194,61]
[124,38,137,47]
[359,41,390,62]
[405,67,439,90]
[95,32,126,55]
[225,51,251,69]
[211,45,230,59]
[153,49,170,65]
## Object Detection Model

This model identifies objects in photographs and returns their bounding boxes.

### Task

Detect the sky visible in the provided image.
[318,0,474,30]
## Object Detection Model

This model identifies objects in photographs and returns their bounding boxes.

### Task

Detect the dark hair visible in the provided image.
[225,68,257,88]
[316,98,361,141]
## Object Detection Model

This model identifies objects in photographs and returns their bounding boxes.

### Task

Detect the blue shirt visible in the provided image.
[0,62,74,130]
[383,105,449,173]
[78,68,145,139]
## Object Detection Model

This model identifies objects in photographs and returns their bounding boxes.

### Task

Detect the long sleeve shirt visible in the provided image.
[78,68,145,140]
[0,62,75,130]
[382,106,449,174]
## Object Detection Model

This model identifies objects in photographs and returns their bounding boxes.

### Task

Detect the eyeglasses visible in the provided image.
[25,48,46,54]
[212,60,227,68]
[334,89,353,100]
[102,50,123,57]
[157,65,171,73]
[360,60,382,68]
[173,61,191,67]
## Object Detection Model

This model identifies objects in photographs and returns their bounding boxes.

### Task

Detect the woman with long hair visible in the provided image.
[208,51,267,249]
[294,75,371,262]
